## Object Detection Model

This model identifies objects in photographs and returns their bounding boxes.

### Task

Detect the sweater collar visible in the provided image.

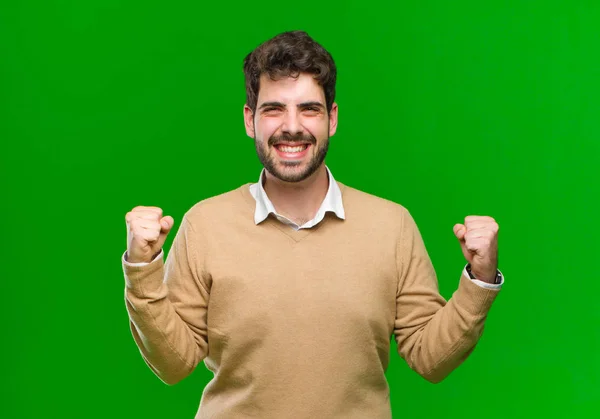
[249,166,345,229]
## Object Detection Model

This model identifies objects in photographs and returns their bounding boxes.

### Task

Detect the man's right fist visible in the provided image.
[125,206,175,263]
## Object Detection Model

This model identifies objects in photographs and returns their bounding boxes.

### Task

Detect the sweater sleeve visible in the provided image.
[393,209,500,383]
[123,215,210,385]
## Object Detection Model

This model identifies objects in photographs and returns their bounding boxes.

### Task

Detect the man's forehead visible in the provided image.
[257,73,325,103]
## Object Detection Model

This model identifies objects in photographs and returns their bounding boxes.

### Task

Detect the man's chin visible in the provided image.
[269,164,315,183]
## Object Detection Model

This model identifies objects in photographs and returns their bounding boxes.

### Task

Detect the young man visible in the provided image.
[122,30,503,419]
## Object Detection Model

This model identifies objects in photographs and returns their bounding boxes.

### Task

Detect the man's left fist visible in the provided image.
[453,216,499,283]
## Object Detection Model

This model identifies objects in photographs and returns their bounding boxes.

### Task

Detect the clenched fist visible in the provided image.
[125,206,175,263]
[453,216,499,283]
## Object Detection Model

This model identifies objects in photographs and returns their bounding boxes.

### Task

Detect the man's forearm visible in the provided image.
[123,255,208,385]
[395,273,500,383]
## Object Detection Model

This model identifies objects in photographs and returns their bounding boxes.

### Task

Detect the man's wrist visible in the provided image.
[466,264,501,284]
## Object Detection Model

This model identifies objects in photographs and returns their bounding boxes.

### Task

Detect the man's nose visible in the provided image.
[280,109,303,136]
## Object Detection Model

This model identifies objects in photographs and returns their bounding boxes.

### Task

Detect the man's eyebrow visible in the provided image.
[298,101,325,108]
[258,101,286,109]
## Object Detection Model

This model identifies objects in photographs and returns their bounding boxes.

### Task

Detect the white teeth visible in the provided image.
[279,145,307,153]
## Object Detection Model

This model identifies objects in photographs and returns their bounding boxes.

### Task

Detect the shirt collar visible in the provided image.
[248,166,345,228]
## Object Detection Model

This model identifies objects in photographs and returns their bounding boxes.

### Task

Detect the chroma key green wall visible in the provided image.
[2,1,598,418]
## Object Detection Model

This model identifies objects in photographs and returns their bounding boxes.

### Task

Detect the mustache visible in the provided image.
[268,133,316,147]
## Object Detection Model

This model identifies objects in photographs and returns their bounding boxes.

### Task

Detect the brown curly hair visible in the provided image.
[243,30,337,114]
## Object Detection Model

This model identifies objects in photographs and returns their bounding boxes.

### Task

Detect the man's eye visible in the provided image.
[305,107,319,112]
[263,107,280,112]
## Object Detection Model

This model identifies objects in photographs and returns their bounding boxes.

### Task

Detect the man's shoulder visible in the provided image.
[338,181,410,218]
[183,183,253,225]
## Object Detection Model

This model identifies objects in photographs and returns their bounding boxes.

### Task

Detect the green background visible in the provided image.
[2,0,599,417]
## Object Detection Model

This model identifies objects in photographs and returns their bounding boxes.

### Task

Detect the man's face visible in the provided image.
[244,73,338,183]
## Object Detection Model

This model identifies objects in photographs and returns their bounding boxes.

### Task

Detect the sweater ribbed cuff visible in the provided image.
[452,273,500,316]
[122,251,165,297]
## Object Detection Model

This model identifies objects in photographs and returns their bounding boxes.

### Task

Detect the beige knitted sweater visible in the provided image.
[123,182,500,418]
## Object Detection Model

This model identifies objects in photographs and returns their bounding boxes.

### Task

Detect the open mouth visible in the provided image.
[273,143,312,159]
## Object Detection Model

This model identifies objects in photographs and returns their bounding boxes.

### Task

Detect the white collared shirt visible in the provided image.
[248,165,345,231]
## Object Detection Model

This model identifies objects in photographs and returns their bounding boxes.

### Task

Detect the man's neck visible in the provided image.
[263,165,329,226]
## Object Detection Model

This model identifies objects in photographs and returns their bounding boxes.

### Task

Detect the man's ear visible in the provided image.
[328,102,339,137]
[244,104,255,138]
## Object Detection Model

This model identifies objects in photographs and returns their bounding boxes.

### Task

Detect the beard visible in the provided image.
[254,131,330,183]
